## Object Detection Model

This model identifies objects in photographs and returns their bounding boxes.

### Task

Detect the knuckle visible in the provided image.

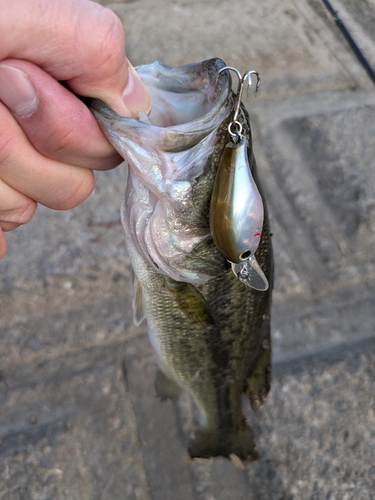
[42,124,78,158]
[0,199,37,230]
[0,128,17,165]
[17,200,37,224]
[0,105,19,164]
[91,9,125,72]
[54,170,95,210]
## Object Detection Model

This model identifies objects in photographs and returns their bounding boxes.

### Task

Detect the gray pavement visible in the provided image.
[1,0,375,498]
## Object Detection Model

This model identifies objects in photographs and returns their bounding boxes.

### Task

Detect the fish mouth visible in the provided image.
[87,58,232,153]
[137,58,230,127]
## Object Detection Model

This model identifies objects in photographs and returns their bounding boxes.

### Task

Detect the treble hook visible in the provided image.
[217,66,260,140]
[218,66,260,123]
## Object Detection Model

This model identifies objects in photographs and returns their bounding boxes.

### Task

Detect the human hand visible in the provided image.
[0,0,151,257]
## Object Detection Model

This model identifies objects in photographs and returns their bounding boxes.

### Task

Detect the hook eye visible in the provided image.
[240,249,252,260]
[228,121,243,139]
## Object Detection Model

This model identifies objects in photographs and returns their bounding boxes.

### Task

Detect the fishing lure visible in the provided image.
[209,67,269,291]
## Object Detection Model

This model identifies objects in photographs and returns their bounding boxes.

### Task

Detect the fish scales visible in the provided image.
[87,58,273,461]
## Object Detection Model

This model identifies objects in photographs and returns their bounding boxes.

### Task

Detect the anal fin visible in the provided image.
[155,368,183,401]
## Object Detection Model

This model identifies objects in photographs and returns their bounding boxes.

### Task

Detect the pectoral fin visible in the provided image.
[165,279,216,326]
[131,269,146,326]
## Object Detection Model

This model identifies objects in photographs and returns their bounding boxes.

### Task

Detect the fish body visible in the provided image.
[88,58,273,461]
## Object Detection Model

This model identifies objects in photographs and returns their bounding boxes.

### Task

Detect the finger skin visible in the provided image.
[0,0,150,116]
[0,178,37,259]
[0,229,6,258]
[0,0,128,97]
[0,102,96,210]
[1,59,122,170]
[0,178,37,231]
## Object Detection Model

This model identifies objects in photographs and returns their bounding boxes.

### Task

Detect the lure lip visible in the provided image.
[231,256,269,291]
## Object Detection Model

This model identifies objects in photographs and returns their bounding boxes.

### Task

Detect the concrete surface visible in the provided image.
[1,0,375,498]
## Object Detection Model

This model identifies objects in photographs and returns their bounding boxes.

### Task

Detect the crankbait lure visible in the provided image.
[209,67,269,291]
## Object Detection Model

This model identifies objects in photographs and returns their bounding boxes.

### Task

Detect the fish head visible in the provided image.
[86,59,233,284]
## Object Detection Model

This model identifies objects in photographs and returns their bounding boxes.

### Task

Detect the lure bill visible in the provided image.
[87,58,273,461]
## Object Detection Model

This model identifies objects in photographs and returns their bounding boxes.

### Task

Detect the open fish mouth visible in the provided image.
[89,58,232,152]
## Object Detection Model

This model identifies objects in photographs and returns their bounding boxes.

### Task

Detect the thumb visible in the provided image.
[70,57,152,118]
[1,0,151,117]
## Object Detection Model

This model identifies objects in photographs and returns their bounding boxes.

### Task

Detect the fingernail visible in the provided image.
[0,64,38,117]
[122,60,152,117]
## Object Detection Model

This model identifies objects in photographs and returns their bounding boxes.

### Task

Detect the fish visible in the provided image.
[87,58,273,461]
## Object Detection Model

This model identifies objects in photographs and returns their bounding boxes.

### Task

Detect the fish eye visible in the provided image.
[240,249,252,260]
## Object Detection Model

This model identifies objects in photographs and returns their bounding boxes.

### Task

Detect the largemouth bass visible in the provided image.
[88,58,273,461]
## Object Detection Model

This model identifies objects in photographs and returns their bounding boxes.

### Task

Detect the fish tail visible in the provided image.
[187,423,258,461]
